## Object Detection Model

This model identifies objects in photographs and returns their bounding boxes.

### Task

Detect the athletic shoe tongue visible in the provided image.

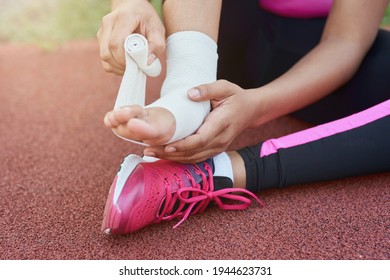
[166,159,215,214]
[192,158,214,182]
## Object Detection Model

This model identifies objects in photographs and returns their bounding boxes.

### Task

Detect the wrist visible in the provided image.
[111,0,150,9]
[246,87,275,128]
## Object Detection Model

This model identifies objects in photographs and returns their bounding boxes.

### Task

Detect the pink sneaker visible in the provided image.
[102,154,264,234]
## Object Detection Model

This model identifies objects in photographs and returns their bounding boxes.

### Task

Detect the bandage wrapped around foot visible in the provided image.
[113,31,218,145]
[148,31,218,143]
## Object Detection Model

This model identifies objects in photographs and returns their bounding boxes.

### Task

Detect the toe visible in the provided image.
[112,106,146,123]
[104,111,119,127]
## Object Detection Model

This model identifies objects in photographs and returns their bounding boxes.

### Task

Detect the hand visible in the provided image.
[144,80,259,163]
[97,0,165,75]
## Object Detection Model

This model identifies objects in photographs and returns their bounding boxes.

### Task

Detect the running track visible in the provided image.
[0,40,388,259]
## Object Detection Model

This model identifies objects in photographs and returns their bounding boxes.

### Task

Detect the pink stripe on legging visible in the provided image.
[260,99,390,157]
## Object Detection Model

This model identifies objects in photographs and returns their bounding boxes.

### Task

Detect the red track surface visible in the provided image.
[0,40,388,260]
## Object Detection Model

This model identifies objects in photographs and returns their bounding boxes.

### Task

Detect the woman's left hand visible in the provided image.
[144,80,258,163]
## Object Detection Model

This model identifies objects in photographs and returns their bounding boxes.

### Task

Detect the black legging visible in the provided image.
[217,0,390,190]
[238,102,390,191]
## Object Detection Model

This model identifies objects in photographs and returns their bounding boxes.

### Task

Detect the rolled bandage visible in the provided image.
[113,34,162,145]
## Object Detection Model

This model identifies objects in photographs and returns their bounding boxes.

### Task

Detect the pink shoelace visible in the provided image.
[156,162,265,229]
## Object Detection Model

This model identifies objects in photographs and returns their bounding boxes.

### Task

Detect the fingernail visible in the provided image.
[144,151,156,157]
[116,107,132,114]
[147,53,157,65]
[188,88,200,98]
[165,146,177,153]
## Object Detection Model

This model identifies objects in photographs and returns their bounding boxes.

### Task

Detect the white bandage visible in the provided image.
[113,32,218,145]
[147,31,218,143]
[114,34,161,109]
[113,34,162,145]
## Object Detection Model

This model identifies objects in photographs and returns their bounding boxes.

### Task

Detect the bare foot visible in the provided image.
[104,105,176,145]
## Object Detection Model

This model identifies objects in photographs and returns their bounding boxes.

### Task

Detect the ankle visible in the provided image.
[146,31,218,144]
[227,151,247,189]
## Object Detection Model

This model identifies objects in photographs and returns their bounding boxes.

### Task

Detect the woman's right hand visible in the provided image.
[144,80,262,163]
[97,0,165,75]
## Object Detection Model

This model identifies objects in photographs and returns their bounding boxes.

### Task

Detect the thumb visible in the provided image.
[187,79,236,101]
[146,27,166,64]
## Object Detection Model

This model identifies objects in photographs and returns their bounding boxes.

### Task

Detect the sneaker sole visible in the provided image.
[101,154,146,235]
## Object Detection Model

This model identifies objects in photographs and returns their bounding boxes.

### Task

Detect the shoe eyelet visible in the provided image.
[203,162,211,171]
[163,178,170,189]
[173,173,182,185]
[184,170,192,180]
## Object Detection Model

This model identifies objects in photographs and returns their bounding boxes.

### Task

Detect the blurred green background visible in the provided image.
[0,0,108,48]
[0,0,388,49]
[383,3,390,25]
[0,0,162,49]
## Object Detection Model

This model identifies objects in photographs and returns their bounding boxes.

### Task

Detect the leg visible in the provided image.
[237,100,390,191]
[102,100,390,234]
[217,0,264,89]
[105,0,222,145]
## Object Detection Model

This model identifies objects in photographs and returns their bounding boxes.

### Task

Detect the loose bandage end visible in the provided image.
[112,34,162,146]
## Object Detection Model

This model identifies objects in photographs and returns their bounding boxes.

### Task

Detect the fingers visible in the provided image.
[143,82,240,162]
[145,22,166,63]
[143,114,231,163]
[97,1,165,75]
[187,79,238,102]
[97,13,127,75]
[144,143,224,164]
[168,113,227,152]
